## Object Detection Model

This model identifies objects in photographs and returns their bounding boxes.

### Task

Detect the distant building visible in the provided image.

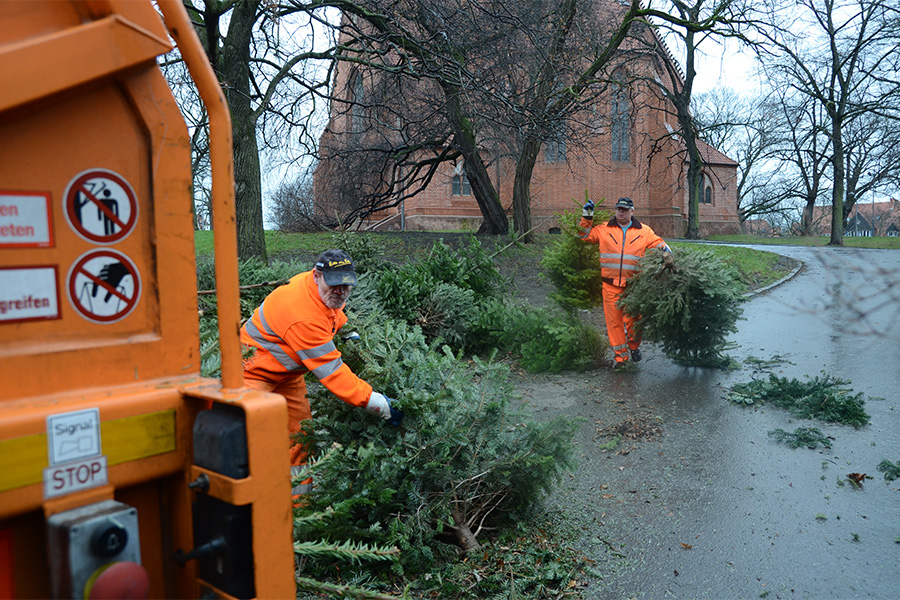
[314,1,740,238]
[809,198,900,237]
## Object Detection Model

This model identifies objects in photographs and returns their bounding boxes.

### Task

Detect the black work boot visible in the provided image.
[630,348,642,363]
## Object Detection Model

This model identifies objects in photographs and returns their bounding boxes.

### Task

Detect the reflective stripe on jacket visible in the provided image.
[239,270,373,407]
[579,216,670,287]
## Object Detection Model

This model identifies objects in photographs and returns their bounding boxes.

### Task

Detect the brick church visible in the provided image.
[313,3,740,239]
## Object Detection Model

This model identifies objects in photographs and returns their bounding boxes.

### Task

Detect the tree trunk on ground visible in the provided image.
[449,505,481,553]
[222,0,267,262]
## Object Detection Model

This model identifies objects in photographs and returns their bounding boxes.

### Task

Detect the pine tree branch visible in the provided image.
[293,539,399,563]
[295,575,401,600]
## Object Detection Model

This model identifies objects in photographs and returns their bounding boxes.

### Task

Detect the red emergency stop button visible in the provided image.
[84,562,150,599]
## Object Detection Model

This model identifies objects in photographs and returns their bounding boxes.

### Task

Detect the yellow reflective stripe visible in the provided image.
[104,410,176,466]
[0,409,176,493]
[0,433,46,491]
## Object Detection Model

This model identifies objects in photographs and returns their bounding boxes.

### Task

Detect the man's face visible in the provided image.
[313,269,352,309]
[615,206,634,226]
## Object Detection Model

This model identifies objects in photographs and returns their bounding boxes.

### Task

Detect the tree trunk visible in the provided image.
[512,137,541,243]
[684,140,702,239]
[829,119,844,246]
[222,0,268,262]
[449,505,480,553]
[801,198,815,236]
[440,82,508,235]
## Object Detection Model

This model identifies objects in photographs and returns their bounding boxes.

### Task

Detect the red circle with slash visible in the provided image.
[63,169,138,244]
[67,249,142,324]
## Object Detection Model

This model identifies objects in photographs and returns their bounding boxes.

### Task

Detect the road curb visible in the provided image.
[743,262,804,298]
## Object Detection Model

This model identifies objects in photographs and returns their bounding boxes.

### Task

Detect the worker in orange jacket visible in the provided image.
[240,249,402,495]
[580,197,675,368]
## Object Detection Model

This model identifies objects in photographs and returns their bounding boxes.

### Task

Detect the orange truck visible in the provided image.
[0,1,294,597]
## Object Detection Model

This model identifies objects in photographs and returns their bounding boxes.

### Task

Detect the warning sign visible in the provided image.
[66,249,141,324]
[0,266,60,324]
[0,190,53,248]
[63,169,138,244]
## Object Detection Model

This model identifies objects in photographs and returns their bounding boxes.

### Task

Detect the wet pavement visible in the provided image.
[517,245,900,599]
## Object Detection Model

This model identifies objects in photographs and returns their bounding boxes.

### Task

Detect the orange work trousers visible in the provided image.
[602,283,641,364]
[243,371,312,495]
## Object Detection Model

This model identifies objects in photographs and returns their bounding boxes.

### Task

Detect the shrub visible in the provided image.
[618,246,745,367]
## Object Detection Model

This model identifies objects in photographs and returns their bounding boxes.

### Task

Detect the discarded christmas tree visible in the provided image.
[294,315,580,576]
[618,247,746,367]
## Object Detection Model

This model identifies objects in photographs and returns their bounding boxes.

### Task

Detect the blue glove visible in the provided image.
[582,200,595,219]
[365,392,403,426]
[387,405,404,427]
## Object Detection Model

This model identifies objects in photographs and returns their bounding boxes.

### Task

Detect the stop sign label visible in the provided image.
[43,455,108,499]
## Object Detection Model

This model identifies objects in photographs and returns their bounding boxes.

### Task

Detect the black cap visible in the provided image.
[614,197,634,209]
[314,249,358,286]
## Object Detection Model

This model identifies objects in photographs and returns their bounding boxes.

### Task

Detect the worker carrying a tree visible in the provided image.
[580,197,676,369]
[240,249,403,496]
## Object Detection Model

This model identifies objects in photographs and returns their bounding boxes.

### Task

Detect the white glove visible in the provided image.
[364,391,392,420]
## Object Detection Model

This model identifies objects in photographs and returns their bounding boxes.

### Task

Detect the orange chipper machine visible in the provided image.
[0,1,294,598]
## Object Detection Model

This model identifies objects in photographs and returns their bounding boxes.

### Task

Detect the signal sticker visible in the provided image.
[44,408,107,499]
[67,249,141,324]
[63,169,138,244]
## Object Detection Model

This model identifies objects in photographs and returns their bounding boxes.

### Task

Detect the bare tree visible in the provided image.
[638,0,759,239]
[181,0,337,260]
[766,82,833,235]
[756,0,900,245]
[309,0,659,240]
[693,86,786,224]
[269,169,321,232]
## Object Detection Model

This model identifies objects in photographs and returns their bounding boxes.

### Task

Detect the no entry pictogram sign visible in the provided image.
[66,249,141,324]
[63,169,138,244]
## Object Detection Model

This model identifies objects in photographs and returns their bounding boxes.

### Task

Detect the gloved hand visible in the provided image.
[663,251,677,272]
[582,199,595,219]
[387,405,404,427]
[365,391,403,426]
[341,331,361,342]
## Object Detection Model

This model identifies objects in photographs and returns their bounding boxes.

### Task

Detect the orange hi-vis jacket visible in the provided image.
[239,270,373,407]
[579,216,670,287]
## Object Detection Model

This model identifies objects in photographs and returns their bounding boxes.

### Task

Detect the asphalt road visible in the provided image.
[519,244,900,600]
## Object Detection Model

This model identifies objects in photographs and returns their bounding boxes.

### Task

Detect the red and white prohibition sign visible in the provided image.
[63,169,138,244]
[67,249,141,324]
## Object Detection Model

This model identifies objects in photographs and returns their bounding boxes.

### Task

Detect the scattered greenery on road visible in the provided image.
[729,374,870,427]
[768,427,833,449]
[877,460,900,482]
